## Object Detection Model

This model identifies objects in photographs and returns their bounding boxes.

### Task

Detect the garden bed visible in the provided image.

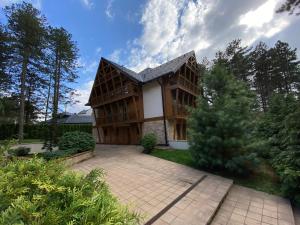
[64,150,94,166]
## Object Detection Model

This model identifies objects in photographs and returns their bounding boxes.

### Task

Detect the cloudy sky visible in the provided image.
[0,0,299,113]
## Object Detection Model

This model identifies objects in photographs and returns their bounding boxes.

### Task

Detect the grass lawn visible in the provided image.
[150,148,282,196]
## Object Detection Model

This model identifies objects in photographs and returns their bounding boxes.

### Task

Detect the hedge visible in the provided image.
[0,124,92,140]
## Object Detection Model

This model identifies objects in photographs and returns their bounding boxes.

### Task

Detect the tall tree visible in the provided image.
[270,41,300,95]
[188,65,257,174]
[0,23,12,92]
[277,0,300,15]
[213,39,252,83]
[4,2,47,142]
[250,42,273,112]
[47,27,79,146]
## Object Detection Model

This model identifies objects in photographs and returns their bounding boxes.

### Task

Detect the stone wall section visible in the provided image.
[143,120,166,144]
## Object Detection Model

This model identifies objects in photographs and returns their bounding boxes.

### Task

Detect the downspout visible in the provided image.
[157,78,168,146]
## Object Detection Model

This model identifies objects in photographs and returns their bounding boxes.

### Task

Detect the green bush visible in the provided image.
[141,133,157,154]
[58,131,95,153]
[8,147,30,156]
[0,157,140,224]
[40,149,77,160]
[0,124,92,140]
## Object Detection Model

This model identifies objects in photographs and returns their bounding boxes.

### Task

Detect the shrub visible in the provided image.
[8,147,30,156]
[40,149,77,160]
[0,124,92,140]
[188,65,258,175]
[58,131,95,153]
[0,157,140,224]
[141,133,157,154]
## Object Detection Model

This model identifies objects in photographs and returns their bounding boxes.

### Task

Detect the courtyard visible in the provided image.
[72,145,296,225]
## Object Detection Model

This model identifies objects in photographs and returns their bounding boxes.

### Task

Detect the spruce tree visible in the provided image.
[188,65,258,174]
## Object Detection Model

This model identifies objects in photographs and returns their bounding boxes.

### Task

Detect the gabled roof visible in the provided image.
[101,50,195,83]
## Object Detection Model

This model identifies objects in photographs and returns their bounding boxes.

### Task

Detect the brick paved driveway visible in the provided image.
[72,145,295,225]
[72,145,232,224]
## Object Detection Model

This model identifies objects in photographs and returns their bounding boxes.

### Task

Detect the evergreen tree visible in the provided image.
[250,42,273,112]
[4,2,47,141]
[0,23,12,92]
[277,0,300,15]
[188,65,258,174]
[213,39,252,83]
[270,40,300,95]
[257,94,300,204]
[46,27,79,148]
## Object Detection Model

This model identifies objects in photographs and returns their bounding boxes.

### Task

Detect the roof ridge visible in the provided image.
[102,50,195,83]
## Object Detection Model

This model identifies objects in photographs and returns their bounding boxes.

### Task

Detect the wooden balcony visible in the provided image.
[172,104,189,118]
[177,76,200,95]
[90,83,138,107]
[96,111,139,126]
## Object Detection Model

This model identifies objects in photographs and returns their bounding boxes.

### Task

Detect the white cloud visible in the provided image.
[77,57,99,75]
[95,47,102,55]
[239,0,278,28]
[121,0,296,71]
[80,0,93,9]
[105,0,114,19]
[108,49,122,62]
[69,80,94,113]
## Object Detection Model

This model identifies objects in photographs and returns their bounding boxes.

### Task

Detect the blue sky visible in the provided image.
[0,0,299,113]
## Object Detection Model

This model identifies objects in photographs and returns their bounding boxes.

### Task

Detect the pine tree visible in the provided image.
[277,0,300,15]
[4,2,47,142]
[0,23,12,92]
[188,65,258,174]
[213,39,252,83]
[250,42,273,112]
[46,27,79,147]
[270,41,300,95]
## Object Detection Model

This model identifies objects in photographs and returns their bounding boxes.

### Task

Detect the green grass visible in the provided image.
[151,149,195,167]
[150,148,282,196]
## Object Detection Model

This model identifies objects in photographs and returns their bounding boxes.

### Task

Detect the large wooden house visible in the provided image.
[87,51,200,148]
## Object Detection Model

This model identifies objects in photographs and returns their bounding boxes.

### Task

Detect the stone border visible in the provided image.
[64,150,94,166]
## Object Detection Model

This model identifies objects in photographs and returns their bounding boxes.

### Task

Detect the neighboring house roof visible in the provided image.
[47,109,93,124]
[64,114,92,124]
[101,50,195,83]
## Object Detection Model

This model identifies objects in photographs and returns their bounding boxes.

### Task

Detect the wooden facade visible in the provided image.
[88,51,200,144]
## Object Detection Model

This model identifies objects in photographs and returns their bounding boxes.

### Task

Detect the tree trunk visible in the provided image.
[51,50,60,145]
[18,57,28,143]
[44,75,52,122]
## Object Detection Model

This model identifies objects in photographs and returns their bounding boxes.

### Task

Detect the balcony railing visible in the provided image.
[172,104,189,117]
[90,83,138,106]
[96,111,138,126]
[178,76,199,95]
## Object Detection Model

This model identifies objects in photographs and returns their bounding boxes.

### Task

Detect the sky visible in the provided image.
[0,0,299,113]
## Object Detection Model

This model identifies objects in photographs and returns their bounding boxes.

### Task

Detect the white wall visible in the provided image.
[142,81,163,119]
[169,141,190,150]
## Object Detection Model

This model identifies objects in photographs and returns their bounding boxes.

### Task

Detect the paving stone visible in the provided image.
[211,185,295,225]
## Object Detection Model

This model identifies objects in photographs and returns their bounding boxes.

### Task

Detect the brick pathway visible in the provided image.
[72,145,294,225]
[211,185,295,225]
[72,145,232,224]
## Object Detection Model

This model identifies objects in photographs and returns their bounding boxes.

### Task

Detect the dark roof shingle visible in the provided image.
[102,50,195,83]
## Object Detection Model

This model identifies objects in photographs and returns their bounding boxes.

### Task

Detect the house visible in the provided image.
[87,51,200,148]
[47,109,93,124]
